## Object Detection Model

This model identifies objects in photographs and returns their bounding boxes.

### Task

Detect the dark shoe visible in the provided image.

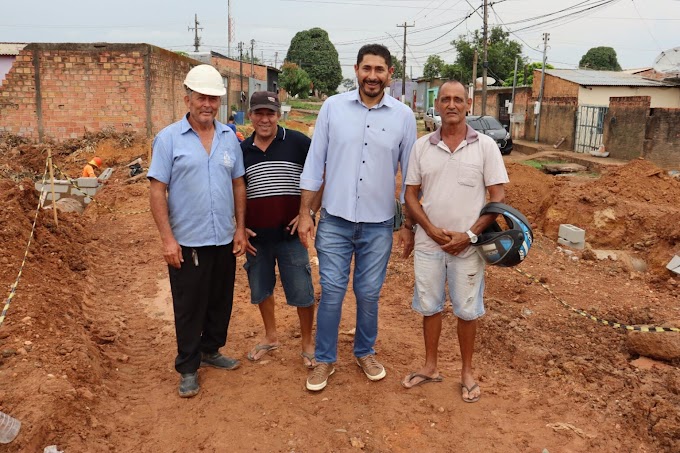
[200,352,241,370]
[179,372,199,398]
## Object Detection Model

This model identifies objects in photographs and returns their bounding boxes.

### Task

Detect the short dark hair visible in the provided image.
[357,44,392,68]
[437,79,468,101]
[228,115,235,121]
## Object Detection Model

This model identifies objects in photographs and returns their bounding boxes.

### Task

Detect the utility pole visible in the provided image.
[471,49,478,115]
[396,22,414,103]
[481,0,489,115]
[509,56,519,138]
[250,39,255,77]
[227,0,233,57]
[188,14,203,52]
[274,52,278,68]
[535,32,550,142]
[238,41,244,111]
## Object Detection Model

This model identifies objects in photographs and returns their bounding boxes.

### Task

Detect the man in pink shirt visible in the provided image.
[402,80,509,403]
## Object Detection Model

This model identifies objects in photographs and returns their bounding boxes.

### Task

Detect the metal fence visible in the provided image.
[574,105,608,153]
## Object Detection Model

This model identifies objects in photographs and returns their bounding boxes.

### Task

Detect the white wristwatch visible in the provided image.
[466,229,478,244]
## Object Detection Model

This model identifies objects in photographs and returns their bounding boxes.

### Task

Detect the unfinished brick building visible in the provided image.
[0,43,207,142]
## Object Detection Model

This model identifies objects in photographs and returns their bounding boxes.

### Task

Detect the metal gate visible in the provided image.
[574,105,608,153]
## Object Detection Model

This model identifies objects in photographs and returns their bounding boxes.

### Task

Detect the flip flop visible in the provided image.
[401,372,444,389]
[300,351,316,369]
[246,343,279,362]
[460,382,481,403]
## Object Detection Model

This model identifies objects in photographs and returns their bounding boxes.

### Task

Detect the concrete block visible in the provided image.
[559,224,585,244]
[667,255,680,275]
[558,237,585,250]
[84,197,92,204]
[77,177,99,188]
[77,187,98,197]
[36,182,70,193]
[45,192,60,201]
[99,167,114,181]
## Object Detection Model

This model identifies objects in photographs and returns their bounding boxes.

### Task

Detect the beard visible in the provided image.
[359,79,386,98]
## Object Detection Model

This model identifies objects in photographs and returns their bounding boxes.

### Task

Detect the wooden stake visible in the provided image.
[47,148,58,227]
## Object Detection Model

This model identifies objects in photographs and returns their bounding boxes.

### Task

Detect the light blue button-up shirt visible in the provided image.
[300,89,417,223]
[148,114,244,247]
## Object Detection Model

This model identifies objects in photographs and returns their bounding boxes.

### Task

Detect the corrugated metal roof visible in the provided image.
[0,43,27,56]
[546,69,676,87]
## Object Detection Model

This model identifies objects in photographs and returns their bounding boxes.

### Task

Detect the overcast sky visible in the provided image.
[1,0,678,81]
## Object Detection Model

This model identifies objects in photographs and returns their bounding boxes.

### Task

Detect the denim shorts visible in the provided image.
[412,249,485,320]
[243,238,314,307]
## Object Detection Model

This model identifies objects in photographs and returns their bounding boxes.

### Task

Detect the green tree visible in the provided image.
[451,26,525,84]
[392,58,409,81]
[285,28,342,96]
[423,55,445,79]
[441,63,465,81]
[242,50,261,65]
[341,78,356,91]
[279,62,311,99]
[502,62,554,86]
[579,47,622,70]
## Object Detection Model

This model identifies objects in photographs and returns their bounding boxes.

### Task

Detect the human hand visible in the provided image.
[245,228,258,256]
[440,230,470,255]
[297,213,315,248]
[397,227,415,258]
[286,215,300,236]
[426,226,453,246]
[162,237,183,269]
[233,227,247,257]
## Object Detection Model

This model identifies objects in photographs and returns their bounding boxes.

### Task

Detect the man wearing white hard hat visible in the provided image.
[148,64,247,398]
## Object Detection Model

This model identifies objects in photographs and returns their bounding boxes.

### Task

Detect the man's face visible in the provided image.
[435,82,471,127]
[249,108,280,140]
[184,91,221,127]
[354,54,393,100]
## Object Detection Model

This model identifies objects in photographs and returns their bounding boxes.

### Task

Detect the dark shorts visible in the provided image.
[243,238,314,307]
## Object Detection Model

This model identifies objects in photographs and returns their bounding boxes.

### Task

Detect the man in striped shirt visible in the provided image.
[241,91,321,369]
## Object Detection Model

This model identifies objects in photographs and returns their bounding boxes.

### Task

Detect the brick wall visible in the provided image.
[644,108,680,168]
[533,70,579,97]
[525,97,578,149]
[0,43,201,141]
[603,96,650,161]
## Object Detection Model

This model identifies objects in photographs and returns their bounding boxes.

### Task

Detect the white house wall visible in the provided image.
[578,85,680,108]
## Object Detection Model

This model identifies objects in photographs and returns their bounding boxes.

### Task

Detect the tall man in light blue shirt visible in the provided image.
[298,44,417,391]
[149,65,248,398]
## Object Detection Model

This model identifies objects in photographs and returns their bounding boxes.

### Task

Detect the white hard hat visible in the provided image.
[184,64,226,96]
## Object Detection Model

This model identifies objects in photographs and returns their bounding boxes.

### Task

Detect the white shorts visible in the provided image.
[412,249,485,320]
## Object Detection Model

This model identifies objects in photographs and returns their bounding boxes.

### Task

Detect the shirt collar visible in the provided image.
[246,125,286,150]
[349,88,393,109]
[180,113,229,135]
[428,124,479,146]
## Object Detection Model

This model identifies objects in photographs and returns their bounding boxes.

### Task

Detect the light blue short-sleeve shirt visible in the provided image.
[148,114,244,247]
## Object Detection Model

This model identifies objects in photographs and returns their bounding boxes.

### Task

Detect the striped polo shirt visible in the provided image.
[241,126,311,241]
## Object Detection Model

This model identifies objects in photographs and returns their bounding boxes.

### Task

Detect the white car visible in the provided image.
[424,107,441,131]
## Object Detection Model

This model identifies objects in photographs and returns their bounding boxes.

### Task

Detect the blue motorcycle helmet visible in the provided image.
[472,202,533,267]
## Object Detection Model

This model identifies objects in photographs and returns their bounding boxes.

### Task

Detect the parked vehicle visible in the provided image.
[424,107,441,131]
[465,115,513,155]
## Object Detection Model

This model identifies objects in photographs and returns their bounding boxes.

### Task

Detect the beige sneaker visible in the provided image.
[356,354,386,381]
[306,362,335,391]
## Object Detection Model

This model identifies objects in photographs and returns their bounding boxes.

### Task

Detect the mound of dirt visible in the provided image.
[507,159,680,276]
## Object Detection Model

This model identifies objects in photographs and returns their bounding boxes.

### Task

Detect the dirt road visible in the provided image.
[0,136,679,452]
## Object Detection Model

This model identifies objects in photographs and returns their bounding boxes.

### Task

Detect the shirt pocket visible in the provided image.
[457,162,482,187]
[220,148,234,171]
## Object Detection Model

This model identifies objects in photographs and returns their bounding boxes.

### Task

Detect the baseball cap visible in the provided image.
[250,91,280,111]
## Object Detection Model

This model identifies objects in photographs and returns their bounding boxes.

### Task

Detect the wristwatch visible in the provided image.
[466,229,478,244]
[404,223,417,233]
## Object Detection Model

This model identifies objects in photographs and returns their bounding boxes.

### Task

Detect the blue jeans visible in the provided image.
[243,238,314,307]
[314,209,393,363]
